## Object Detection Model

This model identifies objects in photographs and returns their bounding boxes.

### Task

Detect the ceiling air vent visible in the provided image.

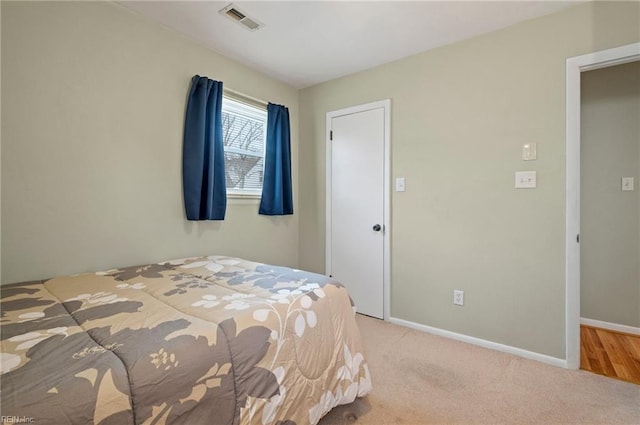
[219,4,264,32]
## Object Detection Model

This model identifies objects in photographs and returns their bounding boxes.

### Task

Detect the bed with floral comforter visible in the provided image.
[0,256,371,425]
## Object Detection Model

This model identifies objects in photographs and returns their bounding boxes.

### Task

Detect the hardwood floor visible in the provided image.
[580,325,640,385]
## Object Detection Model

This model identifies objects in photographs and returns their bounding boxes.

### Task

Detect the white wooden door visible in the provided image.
[327,102,388,319]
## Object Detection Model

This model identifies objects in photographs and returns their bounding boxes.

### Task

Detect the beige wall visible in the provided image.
[0,1,3,282]
[299,1,640,358]
[1,1,299,284]
[581,61,640,328]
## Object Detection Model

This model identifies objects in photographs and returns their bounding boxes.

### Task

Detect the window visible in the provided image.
[221,96,267,197]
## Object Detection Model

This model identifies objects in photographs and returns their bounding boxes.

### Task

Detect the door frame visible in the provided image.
[565,42,640,370]
[326,99,391,321]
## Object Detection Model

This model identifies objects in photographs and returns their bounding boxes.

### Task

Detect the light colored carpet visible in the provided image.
[319,315,640,425]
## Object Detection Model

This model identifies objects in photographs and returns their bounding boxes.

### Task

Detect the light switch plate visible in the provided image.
[523,143,537,161]
[395,177,406,192]
[515,171,537,188]
[622,177,634,191]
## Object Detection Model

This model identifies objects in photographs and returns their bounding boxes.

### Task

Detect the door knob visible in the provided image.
[372,224,382,232]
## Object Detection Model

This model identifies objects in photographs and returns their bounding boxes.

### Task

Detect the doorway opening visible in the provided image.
[565,42,640,370]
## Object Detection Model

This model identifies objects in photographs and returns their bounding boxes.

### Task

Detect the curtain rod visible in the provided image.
[224,88,268,109]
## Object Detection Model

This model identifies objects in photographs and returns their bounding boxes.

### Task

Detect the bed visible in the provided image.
[0,255,372,425]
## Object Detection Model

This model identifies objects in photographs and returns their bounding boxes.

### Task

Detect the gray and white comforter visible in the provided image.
[0,256,372,425]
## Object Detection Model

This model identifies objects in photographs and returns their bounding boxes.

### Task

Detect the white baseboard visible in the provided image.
[388,317,567,369]
[580,317,640,336]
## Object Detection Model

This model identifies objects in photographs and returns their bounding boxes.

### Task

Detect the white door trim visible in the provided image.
[565,42,640,370]
[326,99,391,321]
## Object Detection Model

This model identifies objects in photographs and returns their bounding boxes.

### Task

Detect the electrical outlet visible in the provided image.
[453,290,464,306]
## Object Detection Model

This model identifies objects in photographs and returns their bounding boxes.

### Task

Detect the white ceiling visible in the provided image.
[119,1,580,89]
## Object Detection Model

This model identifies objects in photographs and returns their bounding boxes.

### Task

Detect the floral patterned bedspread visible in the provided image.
[0,256,372,425]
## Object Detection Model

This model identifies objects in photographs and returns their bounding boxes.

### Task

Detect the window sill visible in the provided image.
[228,192,261,204]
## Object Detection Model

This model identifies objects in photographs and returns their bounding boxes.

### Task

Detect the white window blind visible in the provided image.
[221,96,267,196]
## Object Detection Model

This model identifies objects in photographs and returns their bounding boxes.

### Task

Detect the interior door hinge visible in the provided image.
[577,234,580,243]
[330,130,333,141]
